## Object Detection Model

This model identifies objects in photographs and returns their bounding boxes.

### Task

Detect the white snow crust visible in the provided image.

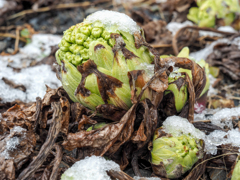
[61,156,121,180]
[166,21,237,37]
[210,107,240,129]
[136,63,154,79]
[168,61,181,78]
[205,128,240,155]
[0,126,26,159]
[0,34,62,103]
[166,21,194,36]
[86,10,140,34]
[163,116,205,140]
[163,115,240,155]
[190,36,240,62]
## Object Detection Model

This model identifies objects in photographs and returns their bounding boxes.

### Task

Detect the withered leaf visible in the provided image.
[0,127,36,171]
[0,157,15,180]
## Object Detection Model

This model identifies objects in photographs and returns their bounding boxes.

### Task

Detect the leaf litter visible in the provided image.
[0,0,240,179]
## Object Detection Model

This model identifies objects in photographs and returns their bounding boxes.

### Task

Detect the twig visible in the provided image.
[8,2,91,20]
[17,102,62,180]
[107,170,134,180]
[193,120,211,123]
[50,144,63,180]
[206,166,227,170]
[131,152,142,177]
[0,33,27,42]
[151,44,172,48]
[14,27,20,54]
[190,153,239,173]
[172,26,236,55]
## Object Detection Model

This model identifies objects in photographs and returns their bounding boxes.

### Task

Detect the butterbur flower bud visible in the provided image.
[56,10,160,111]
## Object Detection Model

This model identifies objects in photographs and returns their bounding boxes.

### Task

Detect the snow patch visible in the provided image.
[136,63,154,79]
[61,156,120,180]
[168,61,181,78]
[0,65,61,103]
[205,129,240,155]
[167,21,237,37]
[163,116,205,140]
[0,126,26,159]
[1,34,62,68]
[163,115,240,155]
[190,38,230,61]
[86,10,140,34]
[210,107,240,129]
[166,21,193,36]
[0,34,62,103]
[194,107,240,129]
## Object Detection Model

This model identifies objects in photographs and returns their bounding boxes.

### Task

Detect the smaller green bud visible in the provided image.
[91,27,103,38]
[102,30,111,40]
[83,37,93,48]
[58,49,65,60]
[60,39,71,52]
[80,49,89,60]
[64,52,73,63]
[64,31,72,42]
[70,35,76,44]
[69,44,84,55]
[75,33,87,45]
[80,25,92,36]
[55,49,62,64]
[72,55,82,66]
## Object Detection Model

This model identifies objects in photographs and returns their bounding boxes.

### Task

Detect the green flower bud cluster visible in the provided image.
[187,0,240,27]
[151,126,203,179]
[56,22,112,66]
[56,10,155,110]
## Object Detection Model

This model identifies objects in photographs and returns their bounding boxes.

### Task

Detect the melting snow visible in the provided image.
[210,107,240,129]
[61,156,120,180]
[136,63,154,79]
[0,34,62,103]
[163,116,205,140]
[166,21,193,36]
[168,61,181,78]
[0,126,26,159]
[195,107,240,129]
[166,21,237,37]
[163,115,240,155]
[205,129,240,155]
[86,10,140,34]
[190,38,231,61]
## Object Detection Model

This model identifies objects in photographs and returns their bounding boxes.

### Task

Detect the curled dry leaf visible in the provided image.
[0,157,15,180]
[159,57,206,121]
[207,37,240,81]
[17,102,62,180]
[0,127,36,171]
[1,103,36,132]
[62,104,138,155]
[62,61,168,159]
